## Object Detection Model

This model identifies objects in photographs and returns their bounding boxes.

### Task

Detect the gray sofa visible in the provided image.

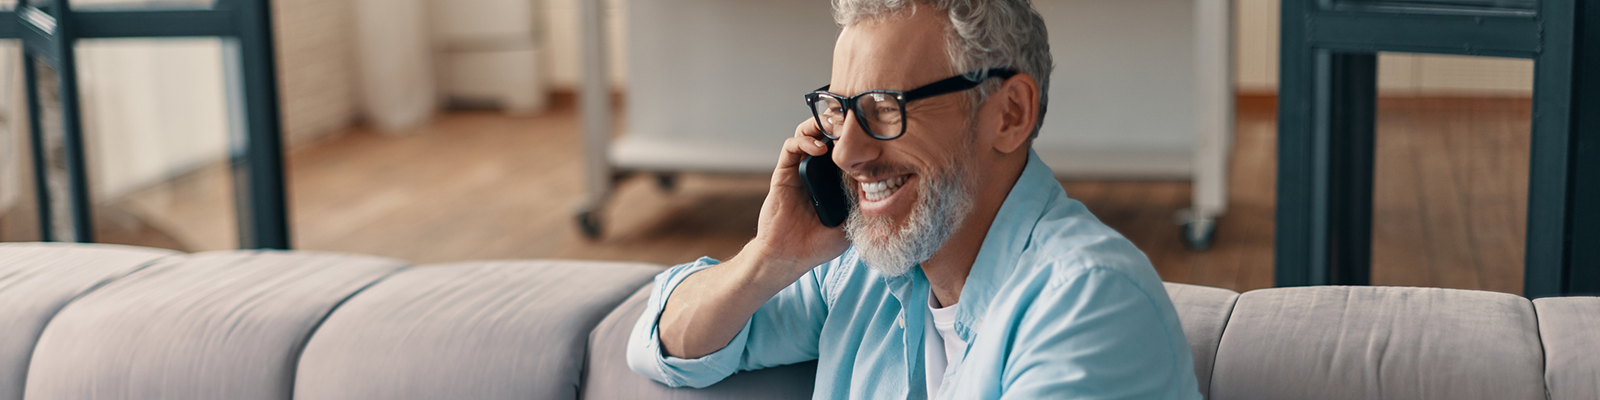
[1,242,1595,400]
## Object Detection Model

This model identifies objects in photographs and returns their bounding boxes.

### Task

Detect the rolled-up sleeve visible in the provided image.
[626,256,830,388]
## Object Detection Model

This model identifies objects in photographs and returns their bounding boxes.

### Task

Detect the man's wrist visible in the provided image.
[732,240,810,293]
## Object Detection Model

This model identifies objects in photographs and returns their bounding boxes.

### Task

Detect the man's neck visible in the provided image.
[921,152,1028,308]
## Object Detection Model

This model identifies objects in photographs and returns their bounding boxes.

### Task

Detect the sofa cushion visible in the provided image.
[583,286,819,400]
[0,243,176,400]
[1161,282,1238,400]
[23,250,407,400]
[1534,296,1600,400]
[294,260,659,400]
[1209,286,1545,400]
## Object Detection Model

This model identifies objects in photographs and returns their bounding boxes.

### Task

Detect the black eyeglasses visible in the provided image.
[804,68,1017,140]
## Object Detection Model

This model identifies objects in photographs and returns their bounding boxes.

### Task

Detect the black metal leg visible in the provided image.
[1525,0,1599,297]
[19,0,93,243]
[23,56,52,242]
[1275,0,1315,287]
[1567,0,1600,296]
[228,0,290,250]
[51,5,92,244]
[1324,53,1377,286]
[1276,38,1378,286]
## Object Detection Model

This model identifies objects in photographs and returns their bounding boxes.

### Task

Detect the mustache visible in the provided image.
[844,162,918,185]
[842,162,915,209]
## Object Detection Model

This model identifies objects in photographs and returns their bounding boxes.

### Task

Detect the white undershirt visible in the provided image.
[924,292,965,398]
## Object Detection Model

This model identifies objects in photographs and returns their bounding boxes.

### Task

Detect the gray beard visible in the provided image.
[844,156,975,277]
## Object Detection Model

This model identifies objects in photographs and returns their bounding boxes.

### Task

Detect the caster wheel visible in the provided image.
[1180,220,1218,252]
[577,210,603,239]
[655,173,678,192]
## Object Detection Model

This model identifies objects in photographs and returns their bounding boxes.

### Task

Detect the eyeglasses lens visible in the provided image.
[809,93,903,139]
[812,96,846,136]
[858,93,902,139]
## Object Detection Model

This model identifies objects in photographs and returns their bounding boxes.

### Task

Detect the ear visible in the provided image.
[987,73,1039,155]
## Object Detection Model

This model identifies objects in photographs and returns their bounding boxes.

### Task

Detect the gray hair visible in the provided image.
[833,0,1053,138]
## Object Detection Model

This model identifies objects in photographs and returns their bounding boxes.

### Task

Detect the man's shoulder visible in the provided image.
[1018,198,1166,294]
[1001,198,1187,343]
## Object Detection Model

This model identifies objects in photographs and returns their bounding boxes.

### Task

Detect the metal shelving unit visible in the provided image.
[1274,0,1599,297]
[6,0,289,249]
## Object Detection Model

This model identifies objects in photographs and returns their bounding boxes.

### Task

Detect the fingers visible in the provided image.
[772,121,831,188]
[778,121,830,165]
[788,137,829,157]
[795,120,830,155]
[794,118,825,139]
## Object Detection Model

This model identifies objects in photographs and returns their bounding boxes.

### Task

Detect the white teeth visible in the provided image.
[860,176,908,202]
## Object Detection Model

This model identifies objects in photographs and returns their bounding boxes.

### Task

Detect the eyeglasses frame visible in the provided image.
[803,68,1019,140]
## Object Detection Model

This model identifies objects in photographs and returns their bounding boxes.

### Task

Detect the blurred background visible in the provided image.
[0,0,1534,295]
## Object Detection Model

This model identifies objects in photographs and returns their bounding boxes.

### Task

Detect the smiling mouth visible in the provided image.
[860,175,910,202]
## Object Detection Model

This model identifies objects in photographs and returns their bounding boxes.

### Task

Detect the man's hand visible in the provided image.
[657,120,850,359]
[751,120,852,275]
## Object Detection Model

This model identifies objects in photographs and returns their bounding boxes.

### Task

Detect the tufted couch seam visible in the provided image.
[1204,292,1240,400]
[286,263,416,400]
[18,249,180,400]
[1530,299,1551,400]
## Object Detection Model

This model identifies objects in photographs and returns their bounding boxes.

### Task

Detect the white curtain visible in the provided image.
[354,0,438,133]
[0,46,19,216]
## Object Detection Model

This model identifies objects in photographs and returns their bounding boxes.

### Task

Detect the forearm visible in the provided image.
[658,242,808,359]
[654,121,847,360]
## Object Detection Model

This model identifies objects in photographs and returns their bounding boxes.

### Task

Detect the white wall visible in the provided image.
[1032,0,1197,162]
[1233,0,1533,95]
[623,0,832,149]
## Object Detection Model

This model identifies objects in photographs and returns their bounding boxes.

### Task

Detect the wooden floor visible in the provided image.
[0,95,1532,295]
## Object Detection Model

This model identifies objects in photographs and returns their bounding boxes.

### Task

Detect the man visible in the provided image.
[627,0,1201,398]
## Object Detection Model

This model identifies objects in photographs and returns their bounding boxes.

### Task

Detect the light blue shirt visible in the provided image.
[628,151,1201,399]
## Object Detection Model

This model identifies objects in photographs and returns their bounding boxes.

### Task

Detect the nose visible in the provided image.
[831,109,881,177]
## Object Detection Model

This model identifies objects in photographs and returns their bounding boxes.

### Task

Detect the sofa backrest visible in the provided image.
[1209,286,1547,400]
[0,243,660,400]
[24,250,410,400]
[4,243,1598,400]
[294,259,660,400]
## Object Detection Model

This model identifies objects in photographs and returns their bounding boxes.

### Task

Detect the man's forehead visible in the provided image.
[829,10,953,96]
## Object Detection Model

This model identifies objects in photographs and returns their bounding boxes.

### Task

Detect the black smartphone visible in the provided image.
[799,139,849,228]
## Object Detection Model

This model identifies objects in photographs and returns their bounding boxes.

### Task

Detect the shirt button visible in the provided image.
[897,315,906,329]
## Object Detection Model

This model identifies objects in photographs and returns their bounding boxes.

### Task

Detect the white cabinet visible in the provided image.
[432,0,550,115]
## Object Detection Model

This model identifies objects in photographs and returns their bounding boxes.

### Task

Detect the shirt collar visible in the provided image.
[880,150,1058,338]
[952,150,1057,338]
